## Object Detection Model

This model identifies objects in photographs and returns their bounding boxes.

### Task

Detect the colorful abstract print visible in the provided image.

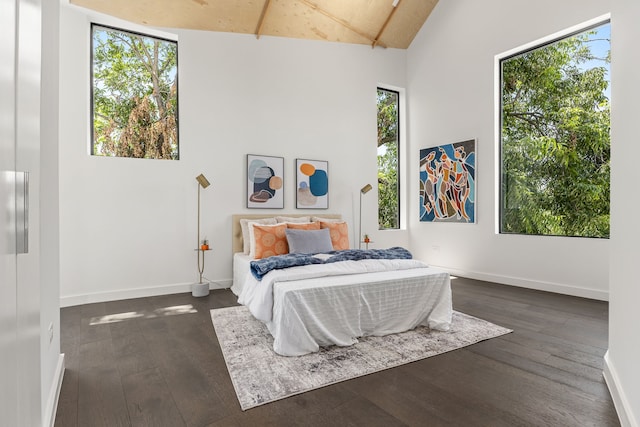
[420,139,475,223]
[297,160,328,209]
[248,155,283,208]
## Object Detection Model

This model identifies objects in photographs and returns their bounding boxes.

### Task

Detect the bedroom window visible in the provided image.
[377,88,400,230]
[499,20,610,238]
[91,24,179,159]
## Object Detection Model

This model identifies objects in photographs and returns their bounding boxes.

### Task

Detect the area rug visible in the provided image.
[210,306,512,411]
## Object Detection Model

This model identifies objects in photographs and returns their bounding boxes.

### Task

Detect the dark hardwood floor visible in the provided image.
[55,277,620,427]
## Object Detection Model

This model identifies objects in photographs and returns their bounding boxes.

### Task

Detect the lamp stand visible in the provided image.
[192,182,209,297]
[358,183,373,250]
[359,191,363,250]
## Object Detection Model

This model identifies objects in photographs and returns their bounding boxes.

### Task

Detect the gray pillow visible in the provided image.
[285,228,334,254]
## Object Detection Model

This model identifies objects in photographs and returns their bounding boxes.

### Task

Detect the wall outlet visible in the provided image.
[48,322,54,344]
[431,245,440,252]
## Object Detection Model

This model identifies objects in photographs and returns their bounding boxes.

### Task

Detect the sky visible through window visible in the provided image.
[585,22,610,99]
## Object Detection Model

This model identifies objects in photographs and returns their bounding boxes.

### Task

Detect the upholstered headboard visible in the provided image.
[232,213,342,254]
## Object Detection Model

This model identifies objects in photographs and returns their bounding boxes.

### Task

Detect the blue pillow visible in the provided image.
[285,228,334,254]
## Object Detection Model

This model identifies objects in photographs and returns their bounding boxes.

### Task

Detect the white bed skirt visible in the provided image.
[266,267,452,356]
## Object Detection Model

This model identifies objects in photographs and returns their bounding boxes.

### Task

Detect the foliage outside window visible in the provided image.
[377,88,400,230]
[91,24,179,159]
[500,22,610,238]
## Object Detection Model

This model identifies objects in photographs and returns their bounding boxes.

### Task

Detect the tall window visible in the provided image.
[500,21,610,238]
[91,24,179,159]
[377,88,400,230]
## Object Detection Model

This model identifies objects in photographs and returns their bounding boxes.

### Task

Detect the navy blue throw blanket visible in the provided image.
[250,247,413,280]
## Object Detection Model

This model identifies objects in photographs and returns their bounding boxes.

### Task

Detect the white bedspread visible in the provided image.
[238,259,452,356]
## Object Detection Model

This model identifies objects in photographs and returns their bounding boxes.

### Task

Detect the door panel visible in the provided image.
[1,0,42,425]
[0,0,19,424]
[15,0,42,423]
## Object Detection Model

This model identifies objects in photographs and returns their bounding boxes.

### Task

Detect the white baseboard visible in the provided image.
[60,279,232,307]
[435,265,609,301]
[603,351,638,427]
[61,268,608,306]
[44,353,65,427]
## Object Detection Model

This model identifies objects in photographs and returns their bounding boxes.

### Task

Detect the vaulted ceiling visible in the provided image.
[70,0,438,49]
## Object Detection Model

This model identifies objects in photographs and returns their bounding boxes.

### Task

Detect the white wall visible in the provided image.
[58,5,408,305]
[406,0,611,300]
[606,0,640,425]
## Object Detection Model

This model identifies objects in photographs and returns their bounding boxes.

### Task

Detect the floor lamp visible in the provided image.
[359,184,372,249]
[193,173,211,297]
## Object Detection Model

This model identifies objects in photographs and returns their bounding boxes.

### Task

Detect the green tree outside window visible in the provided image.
[377,88,400,230]
[92,24,179,160]
[501,22,610,238]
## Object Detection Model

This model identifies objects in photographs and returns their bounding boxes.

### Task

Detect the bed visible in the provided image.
[231,214,452,356]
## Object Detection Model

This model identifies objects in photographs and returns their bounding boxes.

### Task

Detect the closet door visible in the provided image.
[0,0,19,424]
[1,0,42,424]
[16,0,43,424]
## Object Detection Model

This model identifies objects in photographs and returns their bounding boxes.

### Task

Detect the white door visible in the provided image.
[0,0,19,424]
[1,0,42,424]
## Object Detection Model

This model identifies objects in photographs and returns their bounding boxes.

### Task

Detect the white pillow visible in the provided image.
[275,216,311,223]
[312,216,342,223]
[240,217,276,254]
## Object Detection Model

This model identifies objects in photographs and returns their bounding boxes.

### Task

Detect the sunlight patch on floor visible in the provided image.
[89,304,198,325]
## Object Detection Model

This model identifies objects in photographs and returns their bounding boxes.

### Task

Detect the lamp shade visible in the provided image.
[196,173,210,188]
[360,183,373,194]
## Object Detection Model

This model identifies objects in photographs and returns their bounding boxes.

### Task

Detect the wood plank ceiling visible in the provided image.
[70,0,438,49]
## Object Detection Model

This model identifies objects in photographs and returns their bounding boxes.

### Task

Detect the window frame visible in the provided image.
[495,15,611,238]
[90,22,180,160]
[376,86,402,231]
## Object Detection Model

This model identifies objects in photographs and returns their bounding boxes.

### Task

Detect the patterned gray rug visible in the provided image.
[210,306,512,411]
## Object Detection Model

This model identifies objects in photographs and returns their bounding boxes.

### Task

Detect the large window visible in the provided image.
[91,24,179,159]
[500,21,610,238]
[377,88,400,230]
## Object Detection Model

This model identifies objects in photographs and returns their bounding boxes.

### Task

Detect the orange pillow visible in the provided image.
[320,221,349,250]
[286,221,321,230]
[252,223,289,259]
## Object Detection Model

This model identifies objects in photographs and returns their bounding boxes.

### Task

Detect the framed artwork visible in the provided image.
[296,159,328,209]
[247,154,284,209]
[419,139,476,223]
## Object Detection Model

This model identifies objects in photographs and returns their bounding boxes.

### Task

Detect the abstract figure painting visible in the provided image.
[296,159,328,209]
[420,139,476,223]
[247,154,284,209]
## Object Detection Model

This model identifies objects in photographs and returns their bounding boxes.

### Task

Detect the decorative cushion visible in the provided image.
[252,223,289,259]
[286,221,321,230]
[285,228,334,254]
[240,217,277,254]
[319,221,350,250]
[275,216,311,223]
